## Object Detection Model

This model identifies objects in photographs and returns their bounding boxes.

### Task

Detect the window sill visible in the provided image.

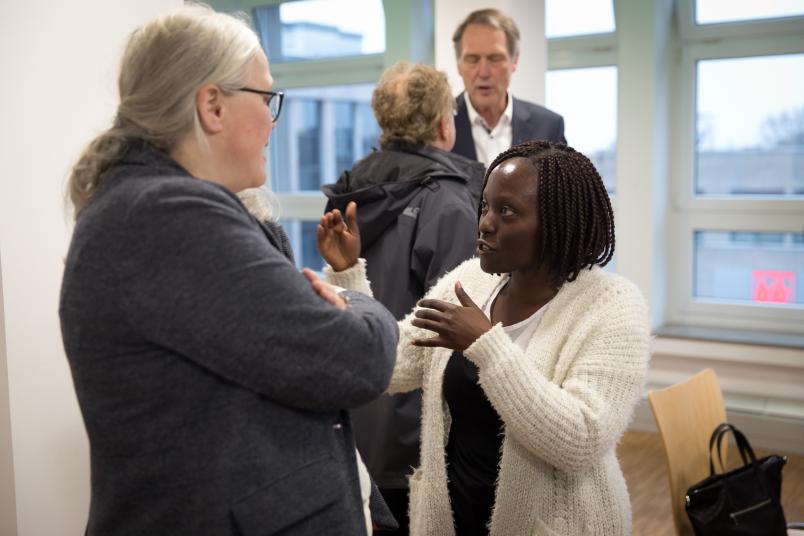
[655,324,804,350]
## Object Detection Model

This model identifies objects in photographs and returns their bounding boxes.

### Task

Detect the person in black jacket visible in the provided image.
[322,60,484,534]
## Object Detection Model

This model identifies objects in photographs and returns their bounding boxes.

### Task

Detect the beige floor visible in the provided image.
[619,431,804,535]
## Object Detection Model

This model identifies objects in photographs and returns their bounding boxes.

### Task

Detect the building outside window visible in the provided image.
[670,0,804,333]
[546,0,618,270]
[211,0,391,269]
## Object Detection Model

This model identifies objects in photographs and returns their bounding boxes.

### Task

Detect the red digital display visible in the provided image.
[752,270,795,303]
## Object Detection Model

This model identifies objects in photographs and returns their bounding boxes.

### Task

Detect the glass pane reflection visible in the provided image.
[694,230,804,305]
[695,54,804,196]
[252,0,385,61]
[696,0,804,25]
[269,84,380,193]
[546,0,615,38]
[546,66,617,194]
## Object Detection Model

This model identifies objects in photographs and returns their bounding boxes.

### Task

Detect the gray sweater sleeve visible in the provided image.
[115,180,398,411]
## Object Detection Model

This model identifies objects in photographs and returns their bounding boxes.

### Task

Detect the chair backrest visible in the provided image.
[648,368,727,536]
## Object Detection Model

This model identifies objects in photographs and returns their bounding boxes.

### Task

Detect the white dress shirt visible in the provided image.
[465,92,514,166]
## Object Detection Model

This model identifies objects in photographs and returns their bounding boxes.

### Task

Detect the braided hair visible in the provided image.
[482,139,615,287]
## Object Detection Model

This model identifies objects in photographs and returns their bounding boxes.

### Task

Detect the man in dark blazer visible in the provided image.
[452,8,566,165]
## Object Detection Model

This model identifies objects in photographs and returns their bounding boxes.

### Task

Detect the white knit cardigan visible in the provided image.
[327,258,651,536]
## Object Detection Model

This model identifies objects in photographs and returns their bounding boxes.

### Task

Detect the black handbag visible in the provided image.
[685,422,788,535]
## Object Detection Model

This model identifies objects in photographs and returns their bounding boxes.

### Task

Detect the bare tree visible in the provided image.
[760,106,804,147]
[696,113,715,151]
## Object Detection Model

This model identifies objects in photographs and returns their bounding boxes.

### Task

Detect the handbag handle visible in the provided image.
[707,422,777,506]
[708,422,758,476]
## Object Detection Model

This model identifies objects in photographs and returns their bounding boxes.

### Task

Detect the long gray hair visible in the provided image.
[67,4,261,218]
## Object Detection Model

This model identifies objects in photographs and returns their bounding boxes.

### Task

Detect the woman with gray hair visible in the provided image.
[59,5,398,535]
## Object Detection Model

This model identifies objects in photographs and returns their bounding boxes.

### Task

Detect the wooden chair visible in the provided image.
[648,368,727,536]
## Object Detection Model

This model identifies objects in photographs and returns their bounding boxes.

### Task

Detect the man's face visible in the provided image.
[457,23,518,116]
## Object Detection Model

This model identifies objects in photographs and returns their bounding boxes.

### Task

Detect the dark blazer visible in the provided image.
[59,142,399,536]
[452,92,567,162]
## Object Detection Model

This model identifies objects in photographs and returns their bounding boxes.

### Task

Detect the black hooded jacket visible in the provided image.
[322,141,485,487]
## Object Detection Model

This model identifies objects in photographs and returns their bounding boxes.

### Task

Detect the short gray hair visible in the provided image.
[372,61,454,147]
[452,8,520,59]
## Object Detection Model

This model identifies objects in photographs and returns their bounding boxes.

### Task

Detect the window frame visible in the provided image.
[258,2,387,233]
[678,0,804,40]
[547,23,619,228]
[668,8,804,334]
[548,33,617,70]
[218,0,431,263]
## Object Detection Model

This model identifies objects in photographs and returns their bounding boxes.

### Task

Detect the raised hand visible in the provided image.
[411,282,492,351]
[317,201,360,271]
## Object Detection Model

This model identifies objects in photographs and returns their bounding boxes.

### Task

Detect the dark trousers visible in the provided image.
[375,488,409,535]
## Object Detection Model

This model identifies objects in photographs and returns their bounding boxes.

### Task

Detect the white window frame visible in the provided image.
[548,33,617,70]
[667,4,804,334]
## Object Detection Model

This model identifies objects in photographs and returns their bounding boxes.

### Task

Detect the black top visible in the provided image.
[443,350,504,536]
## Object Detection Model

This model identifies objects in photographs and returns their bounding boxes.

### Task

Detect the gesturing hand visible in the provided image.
[302,268,347,310]
[411,282,492,351]
[317,201,361,272]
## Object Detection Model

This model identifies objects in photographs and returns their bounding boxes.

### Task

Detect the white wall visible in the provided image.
[0,2,180,534]
[434,0,547,104]
[0,255,16,536]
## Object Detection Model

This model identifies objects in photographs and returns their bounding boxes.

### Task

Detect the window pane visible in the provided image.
[279,220,325,270]
[335,102,355,176]
[546,0,615,38]
[546,66,617,194]
[695,54,804,196]
[696,0,804,25]
[252,0,385,62]
[269,84,380,193]
[297,100,321,191]
[694,230,804,305]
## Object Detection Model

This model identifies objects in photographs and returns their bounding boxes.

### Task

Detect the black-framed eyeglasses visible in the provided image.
[237,87,284,123]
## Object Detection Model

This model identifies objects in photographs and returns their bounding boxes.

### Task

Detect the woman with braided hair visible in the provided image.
[313,139,651,535]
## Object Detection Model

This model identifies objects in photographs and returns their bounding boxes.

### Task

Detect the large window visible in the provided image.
[545,0,615,38]
[209,0,431,271]
[546,66,618,193]
[252,0,385,61]
[269,84,379,193]
[546,2,617,193]
[211,0,392,271]
[670,2,804,334]
[547,3,618,270]
[695,53,804,196]
[695,0,804,25]
[548,0,804,335]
